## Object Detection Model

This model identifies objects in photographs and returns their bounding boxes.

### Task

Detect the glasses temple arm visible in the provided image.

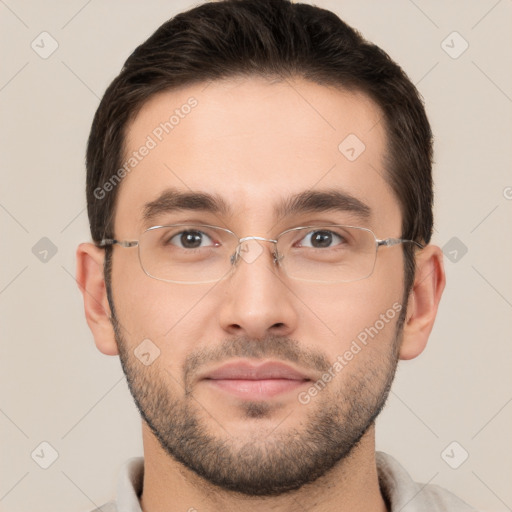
[377,238,424,249]
[96,239,139,248]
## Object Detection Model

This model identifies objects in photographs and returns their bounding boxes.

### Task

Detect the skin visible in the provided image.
[76,77,445,512]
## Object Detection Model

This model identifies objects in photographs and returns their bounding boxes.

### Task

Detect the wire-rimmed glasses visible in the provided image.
[98,224,423,284]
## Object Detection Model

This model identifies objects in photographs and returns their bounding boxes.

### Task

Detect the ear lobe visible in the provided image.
[399,244,446,360]
[76,243,119,356]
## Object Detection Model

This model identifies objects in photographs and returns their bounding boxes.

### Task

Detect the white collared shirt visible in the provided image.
[89,452,477,511]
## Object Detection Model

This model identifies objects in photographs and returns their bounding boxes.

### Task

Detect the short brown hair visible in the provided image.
[87,0,433,294]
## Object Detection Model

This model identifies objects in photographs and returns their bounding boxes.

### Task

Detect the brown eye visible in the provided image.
[170,230,213,249]
[299,230,345,248]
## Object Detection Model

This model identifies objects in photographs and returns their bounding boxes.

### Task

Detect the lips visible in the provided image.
[203,360,311,381]
[200,360,312,400]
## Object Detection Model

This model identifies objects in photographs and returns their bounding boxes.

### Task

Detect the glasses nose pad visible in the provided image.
[273,249,283,266]
[230,248,240,266]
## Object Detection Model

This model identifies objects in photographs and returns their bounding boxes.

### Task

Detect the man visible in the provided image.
[76,0,475,510]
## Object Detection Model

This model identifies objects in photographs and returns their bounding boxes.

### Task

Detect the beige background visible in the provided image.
[1,1,511,511]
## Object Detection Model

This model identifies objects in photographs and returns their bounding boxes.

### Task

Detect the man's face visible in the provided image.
[109,77,406,495]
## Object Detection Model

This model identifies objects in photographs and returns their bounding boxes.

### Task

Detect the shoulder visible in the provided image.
[87,457,144,512]
[376,452,477,512]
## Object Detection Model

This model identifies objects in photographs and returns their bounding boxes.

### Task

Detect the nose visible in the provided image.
[218,238,298,339]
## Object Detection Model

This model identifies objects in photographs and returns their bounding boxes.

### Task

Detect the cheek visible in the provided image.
[112,256,218,351]
[291,277,404,358]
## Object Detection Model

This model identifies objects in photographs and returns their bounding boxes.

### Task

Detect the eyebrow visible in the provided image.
[142,187,371,225]
[142,189,230,224]
[275,189,371,221]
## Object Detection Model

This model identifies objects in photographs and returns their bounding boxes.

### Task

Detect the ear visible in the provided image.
[76,243,119,356]
[399,244,446,360]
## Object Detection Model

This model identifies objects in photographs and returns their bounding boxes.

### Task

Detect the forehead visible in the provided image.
[115,77,400,235]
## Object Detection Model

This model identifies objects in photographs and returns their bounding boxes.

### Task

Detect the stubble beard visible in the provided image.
[110,308,403,497]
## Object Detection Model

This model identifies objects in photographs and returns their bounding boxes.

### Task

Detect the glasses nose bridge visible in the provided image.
[232,235,280,266]
[238,235,278,245]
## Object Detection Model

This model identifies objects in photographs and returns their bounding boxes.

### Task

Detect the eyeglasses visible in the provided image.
[97,224,423,284]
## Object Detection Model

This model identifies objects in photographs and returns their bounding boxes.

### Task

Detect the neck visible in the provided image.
[139,423,387,512]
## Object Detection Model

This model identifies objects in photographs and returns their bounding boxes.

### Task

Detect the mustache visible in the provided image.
[183,334,332,381]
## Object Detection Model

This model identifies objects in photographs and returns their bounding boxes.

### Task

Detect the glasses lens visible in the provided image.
[277,226,377,283]
[137,224,378,284]
[138,225,237,283]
